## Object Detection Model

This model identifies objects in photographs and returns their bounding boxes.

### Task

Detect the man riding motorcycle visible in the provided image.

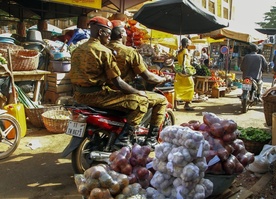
[70,17,167,151]
[240,43,268,101]
[106,20,169,149]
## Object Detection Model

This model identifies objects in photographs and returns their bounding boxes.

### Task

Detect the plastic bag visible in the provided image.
[182,55,196,76]
[247,144,276,174]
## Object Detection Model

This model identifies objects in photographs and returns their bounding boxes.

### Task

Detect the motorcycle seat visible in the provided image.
[64,104,127,117]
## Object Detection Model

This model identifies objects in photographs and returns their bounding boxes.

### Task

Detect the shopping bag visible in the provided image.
[247,144,276,174]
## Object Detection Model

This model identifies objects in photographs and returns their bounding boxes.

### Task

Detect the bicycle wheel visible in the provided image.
[271,78,276,87]
[0,113,21,159]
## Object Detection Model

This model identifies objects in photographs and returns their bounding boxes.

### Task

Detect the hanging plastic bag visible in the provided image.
[182,54,196,76]
[247,144,276,174]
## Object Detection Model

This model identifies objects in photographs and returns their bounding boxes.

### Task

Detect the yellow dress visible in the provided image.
[174,48,194,102]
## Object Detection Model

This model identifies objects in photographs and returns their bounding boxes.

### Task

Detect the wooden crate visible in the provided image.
[211,87,227,98]
[47,72,71,84]
[44,90,72,104]
[47,72,73,93]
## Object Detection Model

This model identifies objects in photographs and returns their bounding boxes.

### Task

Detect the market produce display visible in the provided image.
[74,144,153,199]
[237,127,271,142]
[181,112,255,175]
[74,112,257,198]
[74,164,148,199]
[150,125,213,199]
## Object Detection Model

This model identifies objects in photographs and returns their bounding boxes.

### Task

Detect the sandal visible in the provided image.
[184,106,194,111]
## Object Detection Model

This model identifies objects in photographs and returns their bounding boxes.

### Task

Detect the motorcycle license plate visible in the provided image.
[242,84,252,91]
[65,121,87,137]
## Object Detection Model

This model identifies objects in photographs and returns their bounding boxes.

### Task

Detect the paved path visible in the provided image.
[174,71,274,129]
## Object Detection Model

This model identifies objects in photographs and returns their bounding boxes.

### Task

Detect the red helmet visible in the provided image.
[111,20,125,28]
[89,16,113,30]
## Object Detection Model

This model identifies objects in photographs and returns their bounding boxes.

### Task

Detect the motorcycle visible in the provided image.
[240,76,260,113]
[61,87,175,174]
[0,109,21,159]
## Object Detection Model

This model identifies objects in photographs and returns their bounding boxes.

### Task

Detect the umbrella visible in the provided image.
[133,0,228,35]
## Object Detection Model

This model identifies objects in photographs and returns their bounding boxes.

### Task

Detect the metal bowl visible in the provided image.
[22,42,45,52]
[26,30,43,43]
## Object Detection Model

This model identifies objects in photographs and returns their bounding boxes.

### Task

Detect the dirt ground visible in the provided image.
[0,74,275,199]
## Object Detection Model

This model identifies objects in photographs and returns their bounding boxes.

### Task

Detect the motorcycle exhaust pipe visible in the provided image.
[90,151,111,161]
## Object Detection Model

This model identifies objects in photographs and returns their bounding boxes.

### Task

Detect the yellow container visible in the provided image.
[231,73,236,80]
[4,103,27,139]
[163,90,175,109]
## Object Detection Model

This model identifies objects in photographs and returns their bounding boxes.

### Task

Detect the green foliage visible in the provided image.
[238,126,271,142]
[256,6,276,28]
[195,65,210,76]
[0,53,7,64]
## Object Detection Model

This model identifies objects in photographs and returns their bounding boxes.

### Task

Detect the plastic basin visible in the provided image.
[204,174,236,196]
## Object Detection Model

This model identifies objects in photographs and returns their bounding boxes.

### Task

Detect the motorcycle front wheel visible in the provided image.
[0,113,21,160]
[163,108,176,127]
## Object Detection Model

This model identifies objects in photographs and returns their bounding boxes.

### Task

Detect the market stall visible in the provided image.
[0,70,51,103]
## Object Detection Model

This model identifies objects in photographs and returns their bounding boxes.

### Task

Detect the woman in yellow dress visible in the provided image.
[174,37,195,111]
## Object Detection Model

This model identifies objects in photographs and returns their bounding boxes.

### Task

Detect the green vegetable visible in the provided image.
[0,53,7,64]
[237,126,271,142]
[15,85,39,108]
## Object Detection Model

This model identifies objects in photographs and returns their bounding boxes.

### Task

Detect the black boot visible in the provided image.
[113,123,134,150]
[143,125,159,150]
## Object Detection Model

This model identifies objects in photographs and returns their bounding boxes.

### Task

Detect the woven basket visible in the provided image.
[241,139,270,155]
[263,93,276,126]
[42,110,71,133]
[0,43,24,50]
[25,104,62,128]
[0,49,39,71]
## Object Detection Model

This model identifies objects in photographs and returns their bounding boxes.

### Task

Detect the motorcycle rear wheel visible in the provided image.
[71,131,110,174]
[0,113,21,160]
[241,98,248,113]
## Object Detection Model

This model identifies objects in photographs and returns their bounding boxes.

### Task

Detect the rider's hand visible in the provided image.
[164,74,173,82]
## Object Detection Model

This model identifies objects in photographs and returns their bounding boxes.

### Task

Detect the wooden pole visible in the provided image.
[272,113,276,145]
[7,49,17,104]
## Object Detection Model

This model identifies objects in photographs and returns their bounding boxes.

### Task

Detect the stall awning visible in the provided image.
[201,28,251,43]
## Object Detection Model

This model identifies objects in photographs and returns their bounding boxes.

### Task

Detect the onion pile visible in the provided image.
[180,112,255,175]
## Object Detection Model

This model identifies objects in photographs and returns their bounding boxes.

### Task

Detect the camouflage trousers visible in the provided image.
[73,89,167,127]
[145,91,168,127]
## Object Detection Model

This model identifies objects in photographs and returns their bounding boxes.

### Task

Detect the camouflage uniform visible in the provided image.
[70,38,148,126]
[107,40,167,126]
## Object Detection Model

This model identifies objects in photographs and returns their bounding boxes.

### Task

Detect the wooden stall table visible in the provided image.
[194,76,224,96]
[0,69,51,102]
[194,76,211,95]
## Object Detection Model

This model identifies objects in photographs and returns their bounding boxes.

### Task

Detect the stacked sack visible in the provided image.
[147,125,213,199]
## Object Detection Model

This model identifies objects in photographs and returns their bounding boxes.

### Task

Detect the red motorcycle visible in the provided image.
[61,88,175,174]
